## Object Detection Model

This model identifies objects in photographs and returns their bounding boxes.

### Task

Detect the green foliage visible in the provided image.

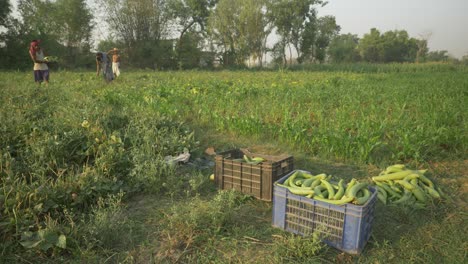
[1,0,90,70]
[426,50,450,62]
[78,192,142,251]
[167,0,218,68]
[18,0,56,36]
[19,216,67,252]
[0,72,199,258]
[381,30,418,62]
[328,33,361,63]
[208,0,244,65]
[4,0,94,69]
[208,0,272,67]
[53,0,93,47]
[0,68,466,263]
[96,39,118,54]
[357,28,384,62]
[175,32,204,69]
[176,68,466,163]
[311,15,340,63]
[126,114,198,194]
[0,0,11,26]
[357,28,422,63]
[267,0,325,65]
[155,190,252,262]
[271,232,326,263]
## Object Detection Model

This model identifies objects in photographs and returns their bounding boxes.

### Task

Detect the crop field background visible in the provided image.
[0,64,467,263]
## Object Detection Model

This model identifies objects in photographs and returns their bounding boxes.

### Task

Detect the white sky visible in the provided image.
[319,0,468,58]
[9,0,468,58]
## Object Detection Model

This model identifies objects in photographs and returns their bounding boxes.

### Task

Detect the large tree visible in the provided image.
[167,0,218,67]
[102,0,170,44]
[358,28,421,63]
[54,0,93,49]
[17,0,94,66]
[312,15,340,63]
[101,0,172,67]
[208,0,269,66]
[357,28,383,62]
[52,0,94,65]
[239,0,271,67]
[327,33,360,63]
[17,0,92,46]
[415,33,430,63]
[18,0,58,36]
[381,30,418,62]
[207,0,239,65]
[167,0,217,41]
[267,0,324,65]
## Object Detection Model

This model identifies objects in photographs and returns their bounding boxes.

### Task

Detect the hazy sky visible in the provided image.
[319,0,468,58]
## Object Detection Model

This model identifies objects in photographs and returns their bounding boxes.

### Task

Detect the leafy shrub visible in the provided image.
[271,232,326,263]
[78,192,141,251]
[155,190,252,262]
[0,80,199,259]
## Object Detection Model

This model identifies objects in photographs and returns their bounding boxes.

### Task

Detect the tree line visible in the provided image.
[0,0,466,70]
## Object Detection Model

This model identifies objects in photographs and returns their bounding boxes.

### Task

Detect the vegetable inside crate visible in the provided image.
[272,170,377,254]
[214,148,294,201]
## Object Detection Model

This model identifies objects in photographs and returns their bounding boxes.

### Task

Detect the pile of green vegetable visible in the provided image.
[230,155,266,165]
[44,56,59,63]
[372,164,444,207]
[275,171,372,206]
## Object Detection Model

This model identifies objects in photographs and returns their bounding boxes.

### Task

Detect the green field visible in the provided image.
[0,65,467,263]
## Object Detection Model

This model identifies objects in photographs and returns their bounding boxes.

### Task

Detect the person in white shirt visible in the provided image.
[29,40,49,85]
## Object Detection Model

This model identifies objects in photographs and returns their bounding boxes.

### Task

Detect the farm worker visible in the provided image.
[107,47,121,78]
[96,51,114,82]
[29,40,49,85]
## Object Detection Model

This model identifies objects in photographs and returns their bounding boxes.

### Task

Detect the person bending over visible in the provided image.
[96,51,114,82]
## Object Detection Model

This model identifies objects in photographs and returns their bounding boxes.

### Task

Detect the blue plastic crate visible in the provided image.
[272,170,377,254]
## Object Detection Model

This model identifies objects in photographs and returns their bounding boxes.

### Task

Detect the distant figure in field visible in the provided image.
[29,40,49,85]
[107,47,121,78]
[96,51,114,82]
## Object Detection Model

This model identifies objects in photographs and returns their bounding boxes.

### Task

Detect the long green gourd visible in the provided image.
[348,182,368,199]
[313,195,354,205]
[354,188,371,205]
[333,179,345,200]
[320,179,335,199]
[371,170,414,181]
